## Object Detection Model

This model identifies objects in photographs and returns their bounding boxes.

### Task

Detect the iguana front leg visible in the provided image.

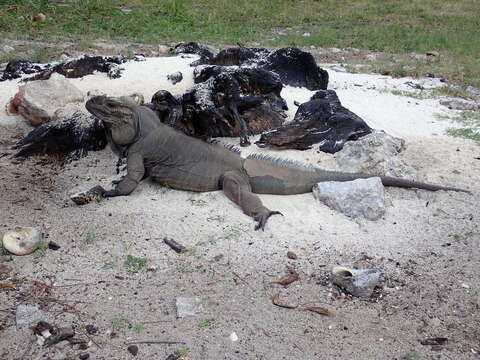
[104,152,145,197]
[221,170,282,231]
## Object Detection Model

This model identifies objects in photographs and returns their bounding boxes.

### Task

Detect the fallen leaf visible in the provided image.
[270,270,299,286]
[271,293,298,309]
[304,306,332,317]
[0,283,16,290]
[31,280,52,296]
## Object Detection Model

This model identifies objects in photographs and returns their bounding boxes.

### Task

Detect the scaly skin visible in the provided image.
[85,95,470,230]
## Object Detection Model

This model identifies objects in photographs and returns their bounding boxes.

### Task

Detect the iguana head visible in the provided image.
[86,94,144,146]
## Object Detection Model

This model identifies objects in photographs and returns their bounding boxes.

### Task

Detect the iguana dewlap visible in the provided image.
[85,95,469,230]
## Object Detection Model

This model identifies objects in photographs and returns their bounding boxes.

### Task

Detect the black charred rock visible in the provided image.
[206,47,328,90]
[173,44,328,90]
[25,55,126,81]
[210,47,269,66]
[167,71,183,84]
[256,90,372,153]
[261,48,329,90]
[1,60,51,81]
[170,42,215,65]
[153,65,287,144]
[147,90,191,135]
[194,66,283,98]
[14,112,107,161]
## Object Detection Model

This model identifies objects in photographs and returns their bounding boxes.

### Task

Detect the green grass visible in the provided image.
[102,259,117,269]
[83,230,97,246]
[132,322,144,333]
[390,89,428,100]
[176,347,190,356]
[390,86,472,100]
[1,1,479,86]
[123,254,147,273]
[111,316,130,330]
[199,318,215,327]
[34,239,47,258]
[0,242,9,256]
[437,111,480,143]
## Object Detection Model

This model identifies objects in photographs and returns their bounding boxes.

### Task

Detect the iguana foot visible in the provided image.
[103,189,119,197]
[254,210,283,231]
[70,185,106,205]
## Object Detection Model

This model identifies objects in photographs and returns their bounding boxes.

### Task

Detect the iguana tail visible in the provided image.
[243,156,470,195]
[315,170,470,194]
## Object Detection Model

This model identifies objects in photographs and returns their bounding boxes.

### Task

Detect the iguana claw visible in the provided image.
[254,210,283,231]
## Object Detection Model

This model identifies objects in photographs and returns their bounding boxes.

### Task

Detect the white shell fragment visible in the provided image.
[2,227,42,255]
[331,266,381,298]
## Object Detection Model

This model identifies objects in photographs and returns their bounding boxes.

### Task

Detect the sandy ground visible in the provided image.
[0,56,479,360]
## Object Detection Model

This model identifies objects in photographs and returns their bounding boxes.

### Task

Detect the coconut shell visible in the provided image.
[2,227,41,255]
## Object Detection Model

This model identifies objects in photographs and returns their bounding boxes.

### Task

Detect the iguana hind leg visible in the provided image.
[221,170,282,231]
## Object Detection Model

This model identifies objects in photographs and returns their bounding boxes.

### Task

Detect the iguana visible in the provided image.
[85,95,470,230]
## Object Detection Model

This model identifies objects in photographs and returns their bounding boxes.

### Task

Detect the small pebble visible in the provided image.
[85,324,98,335]
[48,241,60,250]
[229,332,239,342]
[287,251,297,260]
[32,13,46,22]
[127,345,139,356]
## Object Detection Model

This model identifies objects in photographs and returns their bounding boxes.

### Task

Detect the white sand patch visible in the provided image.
[69,55,198,99]
[327,70,453,137]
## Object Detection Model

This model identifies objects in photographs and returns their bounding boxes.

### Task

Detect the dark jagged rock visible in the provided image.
[194,66,283,98]
[210,47,269,66]
[186,71,286,145]
[26,55,126,81]
[208,47,328,90]
[149,65,288,145]
[256,90,372,153]
[167,71,183,84]
[170,42,215,66]
[261,48,329,90]
[172,43,328,90]
[14,112,107,160]
[0,60,51,81]
[1,56,126,82]
[147,90,192,135]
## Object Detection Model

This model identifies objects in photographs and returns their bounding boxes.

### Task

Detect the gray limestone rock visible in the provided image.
[336,131,414,179]
[16,73,84,126]
[313,177,386,220]
[16,304,44,328]
[176,297,202,318]
[439,98,479,111]
[331,266,382,298]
